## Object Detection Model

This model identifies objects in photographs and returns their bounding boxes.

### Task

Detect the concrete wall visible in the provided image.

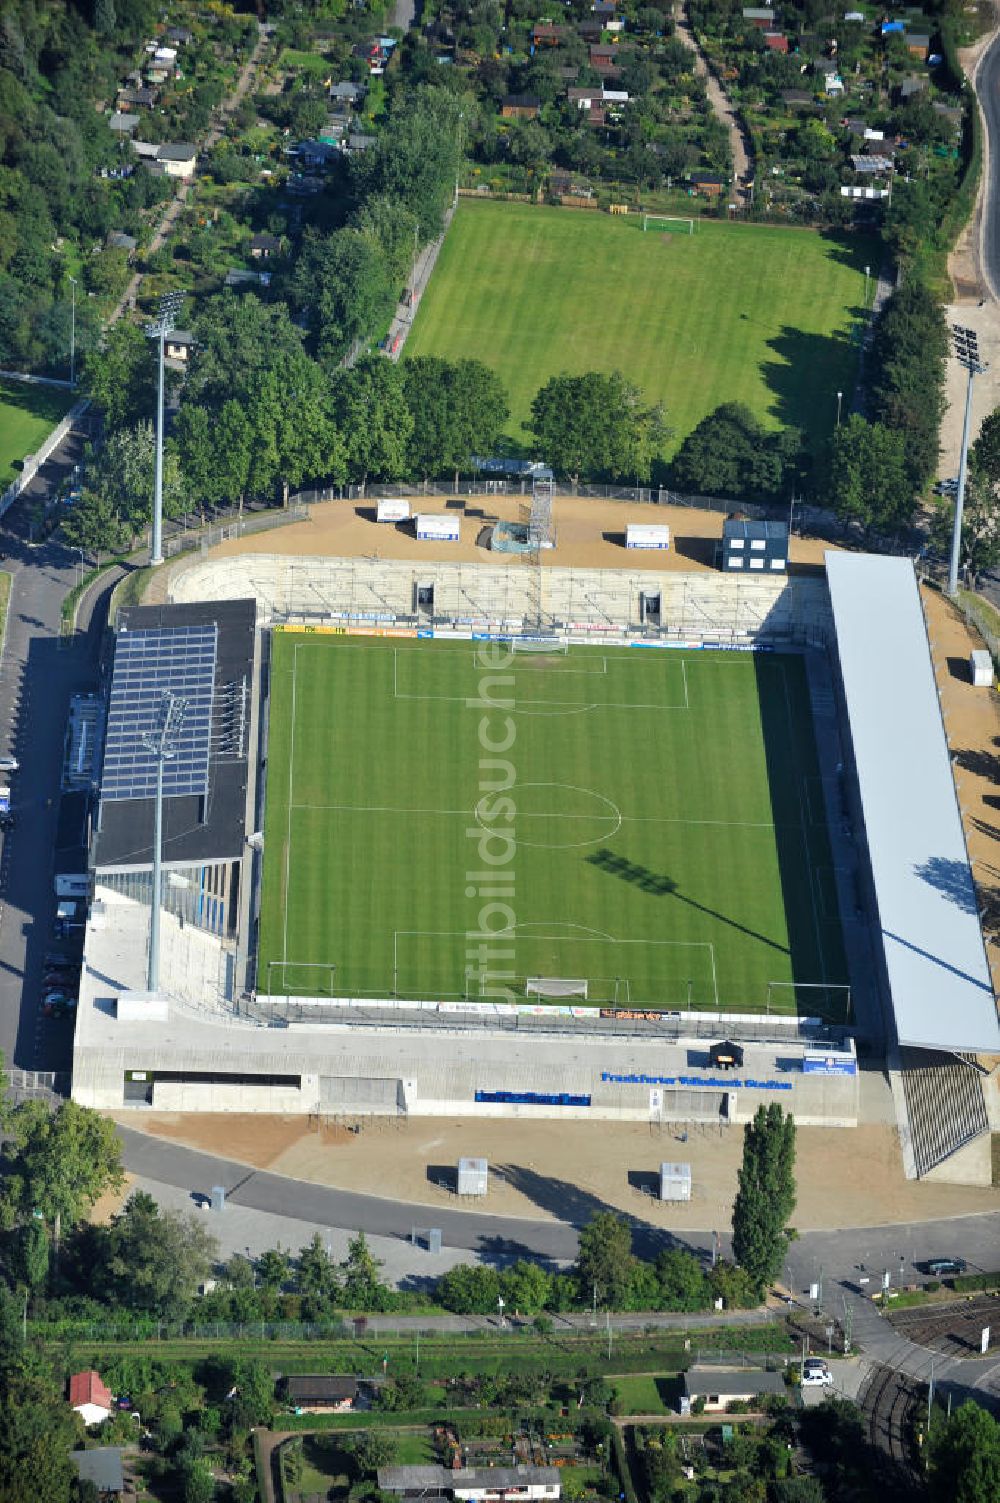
[170,555,833,640]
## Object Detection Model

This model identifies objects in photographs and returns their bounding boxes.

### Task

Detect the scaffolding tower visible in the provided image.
[528,468,555,550]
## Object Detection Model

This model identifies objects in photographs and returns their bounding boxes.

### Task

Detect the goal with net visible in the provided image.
[642,214,695,234]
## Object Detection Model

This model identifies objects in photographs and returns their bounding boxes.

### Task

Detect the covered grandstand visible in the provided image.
[826,551,998,1176]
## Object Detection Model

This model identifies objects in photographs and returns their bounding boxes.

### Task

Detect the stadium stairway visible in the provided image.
[899,1049,990,1178]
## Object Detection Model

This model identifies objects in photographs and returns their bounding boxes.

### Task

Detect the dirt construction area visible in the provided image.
[923,585,1000,995]
[124,1100,1000,1233]
[198,494,831,576]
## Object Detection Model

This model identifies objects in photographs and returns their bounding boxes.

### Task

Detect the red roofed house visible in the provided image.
[763,32,789,51]
[69,1370,114,1426]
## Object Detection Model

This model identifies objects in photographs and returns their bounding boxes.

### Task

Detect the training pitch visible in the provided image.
[257,634,848,1017]
[405,202,876,454]
[0,380,75,491]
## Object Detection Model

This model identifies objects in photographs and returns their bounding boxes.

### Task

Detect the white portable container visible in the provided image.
[376,499,410,523]
[626,523,670,550]
[970,649,993,688]
[416,514,460,542]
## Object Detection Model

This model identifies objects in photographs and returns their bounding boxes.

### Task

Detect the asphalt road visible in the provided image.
[0,433,109,1078]
[978,31,1000,301]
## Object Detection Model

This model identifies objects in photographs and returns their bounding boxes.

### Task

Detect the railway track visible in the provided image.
[859,1364,926,1497]
[888,1294,1000,1357]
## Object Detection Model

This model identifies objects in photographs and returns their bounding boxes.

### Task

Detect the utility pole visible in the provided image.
[949,325,989,596]
[606,1310,612,1362]
[141,692,187,993]
[144,292,183,567]
[68,275,78,388]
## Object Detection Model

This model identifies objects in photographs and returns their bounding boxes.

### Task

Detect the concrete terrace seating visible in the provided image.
[900,1049,989,1177]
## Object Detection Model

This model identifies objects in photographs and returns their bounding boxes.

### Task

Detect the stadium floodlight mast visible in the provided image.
[141,691,187,993]
[949,325,989,596]
[145,291,184,567]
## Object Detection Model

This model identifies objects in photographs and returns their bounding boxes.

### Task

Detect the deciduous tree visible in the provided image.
[529,370,666,484]
[826,414,914,536]
[0,1099,124,1244]
[929,1401,1000,1503]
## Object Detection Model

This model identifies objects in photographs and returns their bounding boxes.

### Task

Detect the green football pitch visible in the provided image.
[405,201,876,455]
[257,633,849,1018]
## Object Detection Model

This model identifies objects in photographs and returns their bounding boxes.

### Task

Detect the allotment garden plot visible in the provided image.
[257,635,848,1017]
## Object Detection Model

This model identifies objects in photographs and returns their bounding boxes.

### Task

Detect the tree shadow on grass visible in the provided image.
[760,324,861,442]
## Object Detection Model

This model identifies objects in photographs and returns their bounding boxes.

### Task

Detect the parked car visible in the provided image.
[42,990,77,1010]
[925,1258,967,1278]
[0,757,18,772]
[801,1364,832,1387]
[42,996,77,1019]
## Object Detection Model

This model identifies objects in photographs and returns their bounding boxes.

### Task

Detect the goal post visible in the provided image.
[643,214,695,234]
[765,981,852,1024]
[510,637,568,654]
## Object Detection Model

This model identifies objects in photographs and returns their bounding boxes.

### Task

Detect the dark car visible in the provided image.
[925,1258,968,1278]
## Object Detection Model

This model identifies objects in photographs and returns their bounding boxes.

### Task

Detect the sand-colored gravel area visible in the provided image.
[197,494,831,576]
[923,585,1000,994]
[125,1108,1000,1232]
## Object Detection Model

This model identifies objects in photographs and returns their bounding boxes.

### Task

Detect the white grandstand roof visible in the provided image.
[825,552,998,1053]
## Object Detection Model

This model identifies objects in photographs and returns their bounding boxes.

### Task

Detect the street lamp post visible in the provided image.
[949,325,989,597]
[864,264,870,309]
[836,390,843,428]
[144,292,183,567]
[141,692,187,993]
[68,275,78,388]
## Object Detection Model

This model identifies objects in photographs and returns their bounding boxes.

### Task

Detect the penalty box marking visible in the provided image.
[393,927,720,1008]
[393,647,690,712]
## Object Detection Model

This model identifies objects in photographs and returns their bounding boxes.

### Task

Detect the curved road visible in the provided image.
[975,30,1000,299]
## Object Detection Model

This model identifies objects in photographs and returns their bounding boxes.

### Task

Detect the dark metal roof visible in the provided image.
[69,1448,125,1493]
[95,600,256,870]
[723,518,789,542]
[287,1375,359,1402]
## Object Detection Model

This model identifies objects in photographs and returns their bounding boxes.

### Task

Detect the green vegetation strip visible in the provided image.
[60,558,128,631]
[405,202,877,453]
[258,636,847,1015]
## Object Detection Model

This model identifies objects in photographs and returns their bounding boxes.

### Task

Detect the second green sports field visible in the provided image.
[405,202,876,454]
[257,634,848,1017]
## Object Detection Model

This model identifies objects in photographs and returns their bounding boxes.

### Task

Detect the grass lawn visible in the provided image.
[610,1375,673,1413]
[393,1432,437,1463]
[258,634,847,1017]
[0,380,75,491]
[405,202,877,455]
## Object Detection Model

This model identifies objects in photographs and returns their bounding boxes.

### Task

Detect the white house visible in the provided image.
[157,143,197,178]
[682,1367,786,1415]
[379,1467,561,1502]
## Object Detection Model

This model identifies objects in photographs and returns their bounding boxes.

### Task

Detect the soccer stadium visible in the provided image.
[69,518,1000,1183]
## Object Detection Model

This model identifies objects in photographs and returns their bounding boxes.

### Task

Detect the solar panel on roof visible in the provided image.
[102,625,217,801]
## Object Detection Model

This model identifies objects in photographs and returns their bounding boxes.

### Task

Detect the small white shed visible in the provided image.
[416,514,460,542]
[457,1157,488,1196]
[626,523,670,551]
[970,650,993,688]
[659,1162,692,1201]
[377,498,410,523]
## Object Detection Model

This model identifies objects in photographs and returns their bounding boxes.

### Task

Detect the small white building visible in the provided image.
[659,1161,692,1201]
[157,143,197,178]
[626,523,670,551]
[457,1156,488,1196]
[376,499,410,523]
[415,514,460,542]
[682,1367,786,1414]
[970,649,993,688]
[379,1468,561,1502]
